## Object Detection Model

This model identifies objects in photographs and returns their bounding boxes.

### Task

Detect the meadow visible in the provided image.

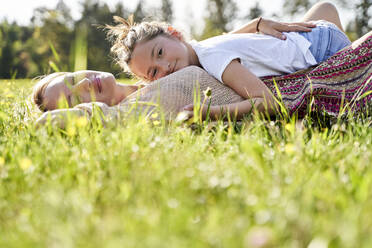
[0,79,371,247]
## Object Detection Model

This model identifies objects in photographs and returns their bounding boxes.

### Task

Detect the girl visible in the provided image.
[107,2,351,119]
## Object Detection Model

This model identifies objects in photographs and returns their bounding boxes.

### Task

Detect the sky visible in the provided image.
[0,0,355,36]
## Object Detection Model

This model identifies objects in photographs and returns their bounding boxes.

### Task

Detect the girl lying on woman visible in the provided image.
[34,31,371,127]
[33,14,318,112]
[33,2,371,126]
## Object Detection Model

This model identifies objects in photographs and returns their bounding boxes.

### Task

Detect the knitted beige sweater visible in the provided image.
[76,66,244,121]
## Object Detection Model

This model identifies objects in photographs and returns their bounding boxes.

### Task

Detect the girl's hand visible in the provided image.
[258,18,316,40]
[183,104,194,112]
[175,109,194,123]
[176,104,211,122]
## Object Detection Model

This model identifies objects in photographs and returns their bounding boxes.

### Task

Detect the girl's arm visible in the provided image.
[222,59,275,103]
[215,60,277,118]
[183,60,278,120]
[204,98,275,120]
[229,17,316,40]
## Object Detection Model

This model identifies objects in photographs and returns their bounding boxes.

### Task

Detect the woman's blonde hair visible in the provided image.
[32,72,66,112]
[106,15,183,76]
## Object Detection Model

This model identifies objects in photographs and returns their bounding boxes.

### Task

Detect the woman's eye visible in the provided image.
[67,75,76,85]
[158,48,163,56]
[64,75,74,88]
[70,94,82,105]
[67,95,72,106]
[76,95,82,104]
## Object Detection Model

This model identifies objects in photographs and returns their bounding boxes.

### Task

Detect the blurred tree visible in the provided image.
[114,2,127,19]
[76,0,128,76]
[283,0,311,16]
[55,0,74,28]
[198,0,238,39]
[0,0,133,78]
[0,20,36,78]
[0,21,20,78]
[350,0,371,38]
[133,0,147,22]
[283,0,370,41]
[161,0,173,22]
[30,1,74,74]
[283,0,348,16]
[247,2,263,20]
[14,26,36,78]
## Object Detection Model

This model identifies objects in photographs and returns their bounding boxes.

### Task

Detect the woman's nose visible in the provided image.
[73,78,91,93]
[71,78,94,103]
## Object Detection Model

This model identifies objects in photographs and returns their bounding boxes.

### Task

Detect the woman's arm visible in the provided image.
[36,108,87,129]
[35,102,110,128]
[229,17,316,40]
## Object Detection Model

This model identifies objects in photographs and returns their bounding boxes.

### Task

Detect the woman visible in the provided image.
[32,70,140,111]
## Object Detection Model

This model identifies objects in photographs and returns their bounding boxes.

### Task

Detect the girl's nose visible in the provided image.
[157,61,171,77]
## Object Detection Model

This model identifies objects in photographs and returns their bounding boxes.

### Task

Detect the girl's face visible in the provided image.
[43,70,118,110]
[129,35,191,81]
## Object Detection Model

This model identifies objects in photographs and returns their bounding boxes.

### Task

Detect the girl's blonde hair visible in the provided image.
[106,15,183,76]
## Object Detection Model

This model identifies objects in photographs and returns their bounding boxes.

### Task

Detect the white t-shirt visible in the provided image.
[189,32,317,82]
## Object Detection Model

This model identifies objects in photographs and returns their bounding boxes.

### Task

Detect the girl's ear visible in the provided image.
[167,26,183,41]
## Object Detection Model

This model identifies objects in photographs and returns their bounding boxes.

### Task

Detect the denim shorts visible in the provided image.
[299,20,351,63]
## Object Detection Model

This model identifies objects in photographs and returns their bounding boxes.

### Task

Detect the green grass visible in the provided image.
[0,79,371,248]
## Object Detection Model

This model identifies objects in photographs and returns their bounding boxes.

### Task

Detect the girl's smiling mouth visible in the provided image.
[172,60,177,73]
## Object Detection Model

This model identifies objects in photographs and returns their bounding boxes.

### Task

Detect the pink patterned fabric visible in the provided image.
[260,34,371,118]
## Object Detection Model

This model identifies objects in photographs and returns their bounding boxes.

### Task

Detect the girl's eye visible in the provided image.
[158,48,163,56]
[152,68,157,78]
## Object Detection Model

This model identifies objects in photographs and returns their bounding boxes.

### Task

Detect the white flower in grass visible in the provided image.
[203,87,212,98]
[19,157,32,171]
[308,237,329,248]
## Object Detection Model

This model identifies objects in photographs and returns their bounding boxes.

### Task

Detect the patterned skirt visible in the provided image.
[261,34,372,118]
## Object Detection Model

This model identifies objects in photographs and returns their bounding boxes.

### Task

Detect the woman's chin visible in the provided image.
[108,99,118,106]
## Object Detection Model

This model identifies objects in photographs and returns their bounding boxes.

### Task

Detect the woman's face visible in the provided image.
[43,70,117,110]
